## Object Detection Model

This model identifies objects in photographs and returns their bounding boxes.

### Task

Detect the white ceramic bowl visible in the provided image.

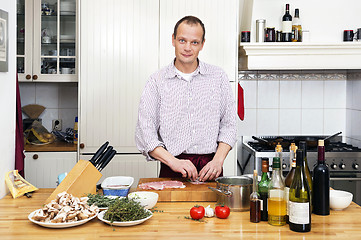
[330,189,353,210]
[128,191,159,209]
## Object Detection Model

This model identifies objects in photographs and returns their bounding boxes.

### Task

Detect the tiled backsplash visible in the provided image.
[237,70,347,138]
[19,82,78,132]
[346,71,361,148]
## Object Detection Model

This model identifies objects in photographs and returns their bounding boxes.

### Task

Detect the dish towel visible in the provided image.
[237,83,245,121]
[15,73,25,177]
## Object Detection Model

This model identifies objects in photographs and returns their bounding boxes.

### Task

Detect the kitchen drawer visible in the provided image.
[80,154,159,186]
[24,152,77,188]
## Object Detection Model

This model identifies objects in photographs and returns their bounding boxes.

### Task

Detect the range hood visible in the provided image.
[239,42,361,70]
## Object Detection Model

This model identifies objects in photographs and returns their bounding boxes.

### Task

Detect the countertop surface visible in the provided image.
[24,141,77,152]
[1,188,361,240]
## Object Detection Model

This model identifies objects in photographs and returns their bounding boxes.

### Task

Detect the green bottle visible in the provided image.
[258,157,270,221]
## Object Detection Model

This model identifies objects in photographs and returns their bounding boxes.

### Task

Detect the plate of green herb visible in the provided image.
[97,197,152,226]
[87,193,123,210]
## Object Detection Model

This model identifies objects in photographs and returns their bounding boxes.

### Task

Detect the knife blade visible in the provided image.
[98,150,116,172]
[95,146,113,169]
[89,141,109,166]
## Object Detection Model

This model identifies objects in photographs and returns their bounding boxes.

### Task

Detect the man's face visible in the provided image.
[172,22,205,71]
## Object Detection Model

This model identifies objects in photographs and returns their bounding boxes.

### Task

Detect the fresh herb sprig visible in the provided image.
[87,193,118,208]
[104,197,151,222]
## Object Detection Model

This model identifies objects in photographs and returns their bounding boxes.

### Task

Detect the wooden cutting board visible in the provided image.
[136,178,217,202]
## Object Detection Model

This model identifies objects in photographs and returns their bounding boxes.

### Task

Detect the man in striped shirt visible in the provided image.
[135,16,236,182]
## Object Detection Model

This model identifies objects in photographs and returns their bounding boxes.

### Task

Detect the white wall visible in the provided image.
[0,0,16,199]
[240,0,361,43]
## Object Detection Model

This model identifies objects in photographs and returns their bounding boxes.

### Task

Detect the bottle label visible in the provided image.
[284,187,290,215]
[282,21,292,33]
[260,199,263,211]
[289,201,310,224]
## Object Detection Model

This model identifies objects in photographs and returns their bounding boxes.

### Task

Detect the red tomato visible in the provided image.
[190,205,205,220]
[215,205,230,219]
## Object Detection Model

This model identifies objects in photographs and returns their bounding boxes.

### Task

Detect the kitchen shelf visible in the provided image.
[239,42,361,70]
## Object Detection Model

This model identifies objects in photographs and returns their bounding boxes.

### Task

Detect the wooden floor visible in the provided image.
[1,189,361,240]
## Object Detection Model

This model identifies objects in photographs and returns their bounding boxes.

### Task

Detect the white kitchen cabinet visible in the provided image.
[80,155,159,186]
[24,152,77,188]
[17,0,78,82]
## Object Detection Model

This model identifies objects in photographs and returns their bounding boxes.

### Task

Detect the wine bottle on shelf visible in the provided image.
[282,4,292,42]
[250,170,261,223]
[289,149,311,232]
[312,140,330,215]
[284,143,297,223]
[299,141,313,210]
[275,144,285,181]
[258,158,270,221]
[292,8,302,42]
[268,157,287,226]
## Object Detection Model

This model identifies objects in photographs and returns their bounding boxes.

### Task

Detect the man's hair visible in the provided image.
[173,16,205,43]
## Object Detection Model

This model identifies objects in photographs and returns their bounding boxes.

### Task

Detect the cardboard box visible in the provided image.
[45,160,102,203]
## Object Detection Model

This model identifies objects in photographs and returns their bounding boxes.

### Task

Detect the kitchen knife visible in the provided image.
[98,150,116,172]
[89,141,109,166]
[95,146,113,169]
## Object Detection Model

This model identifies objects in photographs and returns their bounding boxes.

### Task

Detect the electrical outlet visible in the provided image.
[52,119,62,131]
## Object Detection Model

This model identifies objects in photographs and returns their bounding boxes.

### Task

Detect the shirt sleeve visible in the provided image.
[135,76,165,161]
[217,71,237,148]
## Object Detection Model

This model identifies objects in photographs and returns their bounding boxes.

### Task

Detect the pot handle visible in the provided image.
[208,187,233,197]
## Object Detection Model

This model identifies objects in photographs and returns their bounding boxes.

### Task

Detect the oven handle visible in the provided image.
[330,177,361,181]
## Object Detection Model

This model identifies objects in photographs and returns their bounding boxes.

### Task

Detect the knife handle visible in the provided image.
[99,150,116,172]
[90,141,109,164]
[96,146,113,168]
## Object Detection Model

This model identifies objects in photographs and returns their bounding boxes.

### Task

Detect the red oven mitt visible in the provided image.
[238,83,245,121]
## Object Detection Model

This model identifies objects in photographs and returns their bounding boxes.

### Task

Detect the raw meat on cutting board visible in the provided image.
[139,180,185,190]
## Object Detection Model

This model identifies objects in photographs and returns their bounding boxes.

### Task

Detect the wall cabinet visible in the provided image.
[17,0,77,82]
[79,0,239,175]
[24,152,77,188]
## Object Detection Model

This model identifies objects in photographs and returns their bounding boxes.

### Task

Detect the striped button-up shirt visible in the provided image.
[135,59,237,161]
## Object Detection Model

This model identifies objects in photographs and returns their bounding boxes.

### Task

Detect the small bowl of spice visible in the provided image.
[101,176,134,197]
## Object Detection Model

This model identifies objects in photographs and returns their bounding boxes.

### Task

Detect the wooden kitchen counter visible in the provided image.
[1,189,361,240]
[24,141,77,152]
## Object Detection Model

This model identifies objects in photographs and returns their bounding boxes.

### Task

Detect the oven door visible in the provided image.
[330,172,361,206]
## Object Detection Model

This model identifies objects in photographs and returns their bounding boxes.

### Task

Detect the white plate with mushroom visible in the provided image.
[28,209,98,228]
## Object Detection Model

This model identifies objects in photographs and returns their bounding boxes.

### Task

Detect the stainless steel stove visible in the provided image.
[239,135,361,205]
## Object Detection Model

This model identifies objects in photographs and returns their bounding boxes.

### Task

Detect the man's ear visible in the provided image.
[172,34,175,47]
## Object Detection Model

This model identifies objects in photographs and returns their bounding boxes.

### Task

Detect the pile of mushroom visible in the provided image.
[31,192,98,223]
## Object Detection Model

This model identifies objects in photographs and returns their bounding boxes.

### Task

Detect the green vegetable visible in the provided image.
[87,193,118,208]
[104,197,151,222]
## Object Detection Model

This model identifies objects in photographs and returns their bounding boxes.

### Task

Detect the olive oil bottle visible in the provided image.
[268,157,287,226]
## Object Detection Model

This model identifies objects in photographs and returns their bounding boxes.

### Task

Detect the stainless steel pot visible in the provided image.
[209,176,252,212]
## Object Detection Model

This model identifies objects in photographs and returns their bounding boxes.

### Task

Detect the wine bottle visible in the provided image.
[268,157,287,226]
[289,149,311,232]
[312,140,330,215]
[284,143,297,223]
[292,8,302,42]
[282,4,292,42]
[258,158,270,221]
[250,170,261,223]
[299,141,313,211]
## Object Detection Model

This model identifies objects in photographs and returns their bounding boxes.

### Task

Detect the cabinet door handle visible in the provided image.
[33,75,38,80]
[26,74,31,80]
[80,143,85,149]
[33,154,39,160]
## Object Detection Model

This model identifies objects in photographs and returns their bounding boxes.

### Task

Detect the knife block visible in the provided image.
[45,160,102,203]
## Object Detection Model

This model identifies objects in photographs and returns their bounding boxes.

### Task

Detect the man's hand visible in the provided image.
[198,159,223,182]
[168,159,198,181]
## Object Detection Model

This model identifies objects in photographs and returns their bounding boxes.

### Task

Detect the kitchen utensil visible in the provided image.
[22,104,45,119]
[128,191,159,209]
[238,83,245,120]
[329,189,353,210]
[95,146,113,169]
[252,136,289,148]
[98,150,116,171]
[209,176,253,212]
[136,178,217,202]
[89,141,109,166]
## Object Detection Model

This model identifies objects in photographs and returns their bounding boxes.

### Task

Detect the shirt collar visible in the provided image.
[165,58,207,79]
